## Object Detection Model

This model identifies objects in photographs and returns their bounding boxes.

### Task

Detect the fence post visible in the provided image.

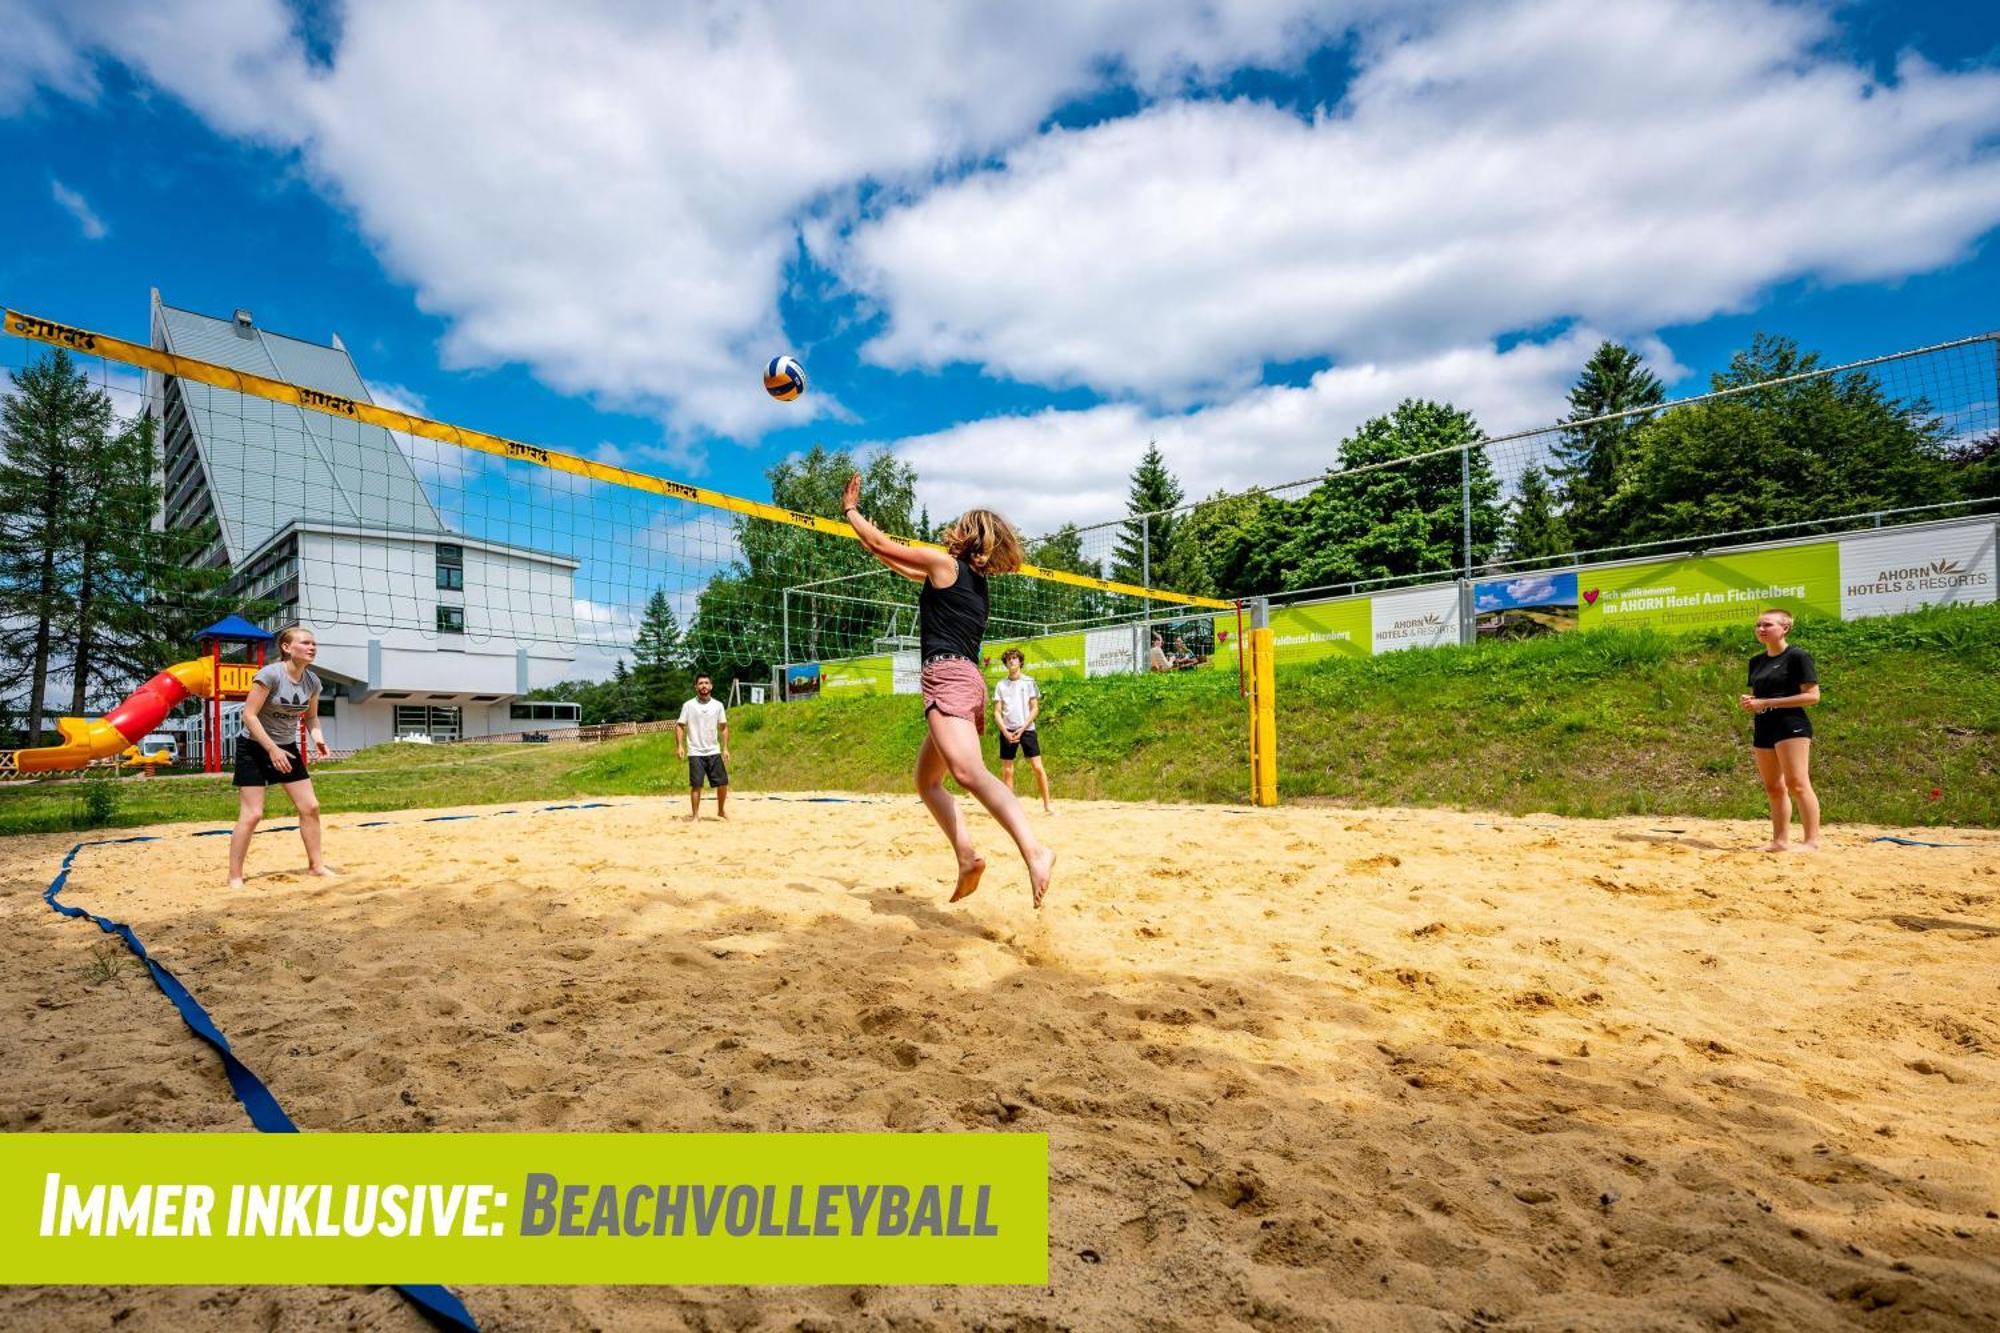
[1141,513,1152,647]
[1247,598,1277,807]
[1461,444,1473,576]
[781,588,790,667]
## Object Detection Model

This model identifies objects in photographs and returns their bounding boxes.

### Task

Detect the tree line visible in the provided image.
[1,351,236,747]
[539,331,1997,722]
[7,331,1991,737]
[1137,334,1995,599]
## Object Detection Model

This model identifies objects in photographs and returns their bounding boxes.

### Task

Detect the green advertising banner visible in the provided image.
[980,634,1086,682]
[821,654,896,697]
[1268,598,1371,663]
[1578,543,1840,634]
[0,1133,1047,1286]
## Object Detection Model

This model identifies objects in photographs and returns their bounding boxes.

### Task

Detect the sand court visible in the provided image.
[3,795,1998,1331]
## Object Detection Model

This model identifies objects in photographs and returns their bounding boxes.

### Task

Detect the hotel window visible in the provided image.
[436,543,464,591]
[437,605,465,634]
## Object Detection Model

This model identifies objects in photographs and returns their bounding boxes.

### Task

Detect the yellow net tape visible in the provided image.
[5,309,1231,611]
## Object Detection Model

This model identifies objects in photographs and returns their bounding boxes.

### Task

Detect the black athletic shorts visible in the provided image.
[233,740,310,787]
[687,754,729,788]
[998,728,1041,761]
[1752,710,1813,749]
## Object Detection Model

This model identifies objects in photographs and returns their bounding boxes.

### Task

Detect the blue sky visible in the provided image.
[4,0,2000,549]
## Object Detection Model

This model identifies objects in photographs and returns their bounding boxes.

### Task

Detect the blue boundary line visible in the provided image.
[26,801,628,1327]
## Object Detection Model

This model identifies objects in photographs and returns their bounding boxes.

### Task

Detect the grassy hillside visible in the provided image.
[3,603,1995,836]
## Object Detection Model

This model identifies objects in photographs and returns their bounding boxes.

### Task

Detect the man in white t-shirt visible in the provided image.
[674,674,732,820]
[993,648,1053,814]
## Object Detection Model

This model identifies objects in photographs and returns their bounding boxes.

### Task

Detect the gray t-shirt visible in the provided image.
[251,663,320,746]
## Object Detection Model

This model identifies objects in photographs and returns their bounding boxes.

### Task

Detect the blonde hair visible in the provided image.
[941,509,1024,575]
[1758,608,1794,630]
[276,623,316,655]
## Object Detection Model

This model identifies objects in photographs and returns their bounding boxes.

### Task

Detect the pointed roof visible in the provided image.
[154,300,447,564]
[197,614,275,642]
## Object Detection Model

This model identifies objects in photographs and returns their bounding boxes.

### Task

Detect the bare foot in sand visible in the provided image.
[1029,846,1056,908]
[1760,840,1788,852]
[950,856,986,903]
[226,877,245,890]
[683,814,700,823]
[307,865,339,879]
[1787,841,1819,853]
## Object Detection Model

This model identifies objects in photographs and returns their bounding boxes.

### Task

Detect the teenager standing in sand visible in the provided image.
[228,625,335,888]
[843,474,1056,906]
[994,648,1054,815]
[1738,608,1822,852]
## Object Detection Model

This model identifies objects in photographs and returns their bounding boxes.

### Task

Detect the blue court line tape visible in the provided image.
[761,795,870,804]
[44,832,479,1331]
[192,824,299,838]
[1872,835,1970,848]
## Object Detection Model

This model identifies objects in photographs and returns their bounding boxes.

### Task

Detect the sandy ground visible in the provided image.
[2,793,1997,1332]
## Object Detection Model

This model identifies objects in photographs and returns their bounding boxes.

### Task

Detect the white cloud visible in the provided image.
[13,0,2000,471]
[15,0,1349,438]
[836,0,2000,398]
[0,0,94,113]
[566,597,640,681]
[877,326,1635,537]
[50,179,107,239]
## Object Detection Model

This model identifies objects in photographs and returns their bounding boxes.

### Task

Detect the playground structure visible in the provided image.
[0,616,275,778]
[0,659,214,775]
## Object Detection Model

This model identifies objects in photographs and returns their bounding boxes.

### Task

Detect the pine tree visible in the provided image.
[64,411,161,711]
[608,658,636,721]
[0,351,106,743]
[1110,442,1184,588]
[1503,465,1573,566]
[632,587,689,719]
[1553,341,1663,553]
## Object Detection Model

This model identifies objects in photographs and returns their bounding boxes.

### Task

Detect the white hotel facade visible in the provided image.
[147,293,581,752]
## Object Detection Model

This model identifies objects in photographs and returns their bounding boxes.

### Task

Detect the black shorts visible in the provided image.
[998,728,1041,761]
[1752,710,1813,749]
[687,754,729,788]
[233,740,310,787]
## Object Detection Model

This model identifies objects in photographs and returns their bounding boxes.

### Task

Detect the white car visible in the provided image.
[393,733,435,745]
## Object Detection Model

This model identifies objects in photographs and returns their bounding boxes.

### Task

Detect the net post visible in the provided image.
[1247,598,1277,807]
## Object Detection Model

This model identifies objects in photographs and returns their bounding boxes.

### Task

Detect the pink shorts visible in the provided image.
[920,657,987,734]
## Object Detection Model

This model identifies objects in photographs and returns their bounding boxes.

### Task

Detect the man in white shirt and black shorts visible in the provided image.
[993,648,1053,815]
[675,674,732,821]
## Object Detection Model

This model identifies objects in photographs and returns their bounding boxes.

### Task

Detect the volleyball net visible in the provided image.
[0,306,1229,721]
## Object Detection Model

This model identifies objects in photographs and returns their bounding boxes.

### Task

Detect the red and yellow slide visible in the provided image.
[0,659,214,775]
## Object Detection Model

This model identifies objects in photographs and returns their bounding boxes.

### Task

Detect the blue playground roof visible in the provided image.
[197,614,274,642]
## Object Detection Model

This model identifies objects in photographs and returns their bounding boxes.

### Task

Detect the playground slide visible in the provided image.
[0,659,214,775]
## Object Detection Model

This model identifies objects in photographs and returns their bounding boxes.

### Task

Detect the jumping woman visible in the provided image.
[843,474,1056,906]
[1738,607,1822,852]
[227,624,335,888]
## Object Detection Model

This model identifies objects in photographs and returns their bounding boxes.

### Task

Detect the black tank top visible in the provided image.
[919,558,988,661]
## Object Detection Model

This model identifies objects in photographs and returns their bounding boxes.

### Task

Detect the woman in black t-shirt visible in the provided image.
[843,473,1056,907]
[1737,608,1821,851]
